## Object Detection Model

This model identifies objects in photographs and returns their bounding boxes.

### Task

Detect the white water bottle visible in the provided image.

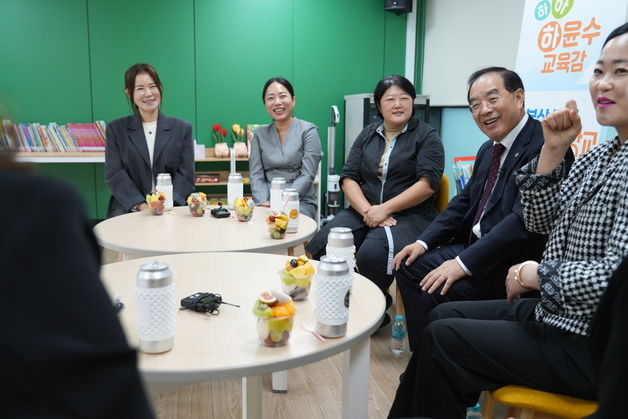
[270,177,286,213]
[227,173,243,209]
[156,173,173,210]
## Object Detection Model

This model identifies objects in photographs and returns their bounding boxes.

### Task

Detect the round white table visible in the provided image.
[94,206,318,258]
[100,252,384,419]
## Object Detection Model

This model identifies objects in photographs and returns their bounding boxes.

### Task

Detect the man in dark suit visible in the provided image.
[392,67,573,350]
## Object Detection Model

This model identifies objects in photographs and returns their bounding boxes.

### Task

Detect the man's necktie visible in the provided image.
[471,142,507,235]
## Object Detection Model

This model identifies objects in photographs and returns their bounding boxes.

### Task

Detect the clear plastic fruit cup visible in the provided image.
[148,200,165,215]
[235,201,254,222]
[279,270,312,301]
[268,224,287,239]
[188,200,207,217]
[257,315,294,347]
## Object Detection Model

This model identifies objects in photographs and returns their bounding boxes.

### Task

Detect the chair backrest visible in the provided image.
[436,174,449,213]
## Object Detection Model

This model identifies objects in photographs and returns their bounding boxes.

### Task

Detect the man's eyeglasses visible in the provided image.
[469,94,503,114]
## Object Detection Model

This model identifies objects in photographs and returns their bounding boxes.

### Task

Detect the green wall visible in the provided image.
[0,0,407,218]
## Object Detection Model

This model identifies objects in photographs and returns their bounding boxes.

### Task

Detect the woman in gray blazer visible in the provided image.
[105,63,194,218]
[249,77,322,220]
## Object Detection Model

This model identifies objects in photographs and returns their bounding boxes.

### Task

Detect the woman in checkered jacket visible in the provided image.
[388,23,628,419]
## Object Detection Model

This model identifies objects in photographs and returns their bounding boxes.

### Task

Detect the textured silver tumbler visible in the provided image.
[135,261,176,353]
[314,256,352,337]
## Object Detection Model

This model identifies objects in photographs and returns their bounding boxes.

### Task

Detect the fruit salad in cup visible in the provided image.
[234,197,254,222]
[187,192,207,217]
[146,191,166,215]
[279,255,315,301]
[266,211,288,239]
[252,290,295,347]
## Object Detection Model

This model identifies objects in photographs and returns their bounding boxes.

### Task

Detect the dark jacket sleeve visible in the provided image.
[105,118,146,212]
[340,125,373,186]
[415,124,444,191]
[0,174,154,419]
[586,256,628,419]
[419,141,492,248]
[170,120,195,206]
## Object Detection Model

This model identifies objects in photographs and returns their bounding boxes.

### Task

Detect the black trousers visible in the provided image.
[395,244,509,351]
[310,221,394,296]
[307,208,431,299]
[388,299,596,419]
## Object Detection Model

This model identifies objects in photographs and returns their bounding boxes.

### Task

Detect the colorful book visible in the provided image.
[67,122,106,152]
[453,156,476,194]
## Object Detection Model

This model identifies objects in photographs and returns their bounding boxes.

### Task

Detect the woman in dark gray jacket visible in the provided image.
[307,75,444,322]
[105,63,194,218]
[249,77,322,220]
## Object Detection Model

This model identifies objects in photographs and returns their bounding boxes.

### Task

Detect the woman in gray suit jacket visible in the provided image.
[105,63,194,218]
[249,77,322,220]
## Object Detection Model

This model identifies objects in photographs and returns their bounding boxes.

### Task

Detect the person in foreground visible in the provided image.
[388,23,628,419]
[584,254,628,419]
[306,75,444,323]
[393,67,574,350]
[105,62,194,218]
[249,77,322,220]
[0,119,154,417]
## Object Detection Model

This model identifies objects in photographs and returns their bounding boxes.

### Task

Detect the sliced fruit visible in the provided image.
[257,317,270,338]
[290,265,308,277]
[270,330,284,342]
[305,264,315,276]
[280,270,296,285]
[259,291,277,305]
[290,287,308,301]
[252,300,273,319]
[273,290,292,304]
[295,276,310,287]
[269,317,293,332]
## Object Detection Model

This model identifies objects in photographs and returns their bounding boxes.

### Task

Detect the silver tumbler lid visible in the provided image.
[156,173,172,185]
[228,173,242,182]
[271,177,286,188]
[318,255,350,277]
[137,261,172,288]
[328,227,353,248]
[282,188,299,201]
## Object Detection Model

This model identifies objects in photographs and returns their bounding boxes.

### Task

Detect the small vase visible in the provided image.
[233,141,248,158]
[214,142,229,158]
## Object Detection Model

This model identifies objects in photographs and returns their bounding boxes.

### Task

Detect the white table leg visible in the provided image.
[341,337,370,419]
[271,370,288,393]
[242,375,262,419]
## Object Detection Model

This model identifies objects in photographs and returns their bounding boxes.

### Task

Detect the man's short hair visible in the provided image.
[466,67,525,103]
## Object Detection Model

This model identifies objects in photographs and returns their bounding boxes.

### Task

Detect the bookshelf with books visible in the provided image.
[3,124,254,217]
[2,120,106,155]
